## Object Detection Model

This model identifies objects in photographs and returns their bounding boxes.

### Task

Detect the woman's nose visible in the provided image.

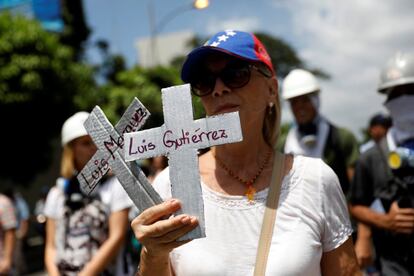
[212,77,230,97]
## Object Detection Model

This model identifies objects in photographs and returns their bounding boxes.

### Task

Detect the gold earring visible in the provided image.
[268,102,274,115]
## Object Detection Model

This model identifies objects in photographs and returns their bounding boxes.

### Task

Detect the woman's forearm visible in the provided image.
[350,205,389,229]
[80,209,130,275]
[79,230,125,275]
[45,219,60,276]
[0,229,16,273]
[44,245,60,276]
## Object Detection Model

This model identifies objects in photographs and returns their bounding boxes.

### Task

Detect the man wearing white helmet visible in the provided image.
[280,69,359,194]
[349,53,414,275]
[43,112,134,275]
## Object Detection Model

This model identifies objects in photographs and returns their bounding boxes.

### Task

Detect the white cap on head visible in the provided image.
[61,111,90,146]
[282,69,320,100]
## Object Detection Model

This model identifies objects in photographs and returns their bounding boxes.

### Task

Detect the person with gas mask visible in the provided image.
[280,69,359,194]
[349,52,414,275]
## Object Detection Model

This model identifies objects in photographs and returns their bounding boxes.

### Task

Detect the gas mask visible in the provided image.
[298,123,317,148]
[385,95,414,143]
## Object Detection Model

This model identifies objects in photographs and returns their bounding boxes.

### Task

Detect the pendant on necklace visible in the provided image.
[245,182,256,202]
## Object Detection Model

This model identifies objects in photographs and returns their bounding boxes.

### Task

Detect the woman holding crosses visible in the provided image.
[131,30,360,275]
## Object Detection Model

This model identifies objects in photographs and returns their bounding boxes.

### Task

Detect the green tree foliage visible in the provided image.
[88,63,207,131]
[0,13,96,185]
[254,33,329,79]
[86,65,189,129]
[95,41,127,83]
[254,33,303,78]
[276,122,293,151]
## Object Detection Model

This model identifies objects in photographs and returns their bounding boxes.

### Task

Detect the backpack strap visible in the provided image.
[254,151,285,276]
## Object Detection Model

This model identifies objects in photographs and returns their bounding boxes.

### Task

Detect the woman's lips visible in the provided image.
[214,104,239,114]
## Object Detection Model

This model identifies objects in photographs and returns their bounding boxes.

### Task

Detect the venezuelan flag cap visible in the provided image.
[181,30,274,83]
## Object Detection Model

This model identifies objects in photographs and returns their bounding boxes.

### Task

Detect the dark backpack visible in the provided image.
[323,124,350,194]
[373,138,414,267]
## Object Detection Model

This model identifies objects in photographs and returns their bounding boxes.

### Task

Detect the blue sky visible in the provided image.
[83,0,414,139]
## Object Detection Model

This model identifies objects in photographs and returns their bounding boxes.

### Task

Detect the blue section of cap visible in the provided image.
[181,30,260,83]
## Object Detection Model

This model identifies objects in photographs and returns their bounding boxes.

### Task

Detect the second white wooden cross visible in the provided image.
[77,98,163,211]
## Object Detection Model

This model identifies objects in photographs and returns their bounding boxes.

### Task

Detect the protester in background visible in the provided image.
[360,113,392,153]
[44,112,134,276]
[349,52,414,275]
[279,69,359,195]
[356,113,392,275]
[131,30,360,275]
[0,192,17,275]
[13,191,29,275]
[3,187,30,275]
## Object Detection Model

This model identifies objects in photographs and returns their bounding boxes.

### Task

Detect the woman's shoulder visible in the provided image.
[293,154,336,176]
[97,176,133,211]
[289,155,339,191]
[46,182,65,201]
[292,154,331,169]
[44,182,65,218]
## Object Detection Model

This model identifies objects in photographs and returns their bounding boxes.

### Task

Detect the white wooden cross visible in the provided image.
[124,84,243,241]
[77,98,163,211]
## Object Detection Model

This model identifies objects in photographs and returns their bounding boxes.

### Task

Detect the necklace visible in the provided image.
[214,149,273,202]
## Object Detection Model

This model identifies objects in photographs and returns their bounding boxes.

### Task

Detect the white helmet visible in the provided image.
[282,69,320,100]
[378,52,414,94]
[61,111,90,146]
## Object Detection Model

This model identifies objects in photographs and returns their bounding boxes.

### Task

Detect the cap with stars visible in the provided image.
[181,30,274,83]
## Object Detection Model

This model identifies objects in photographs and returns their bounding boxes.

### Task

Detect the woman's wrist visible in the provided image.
[139,247,172,276]
[142,246,170,259]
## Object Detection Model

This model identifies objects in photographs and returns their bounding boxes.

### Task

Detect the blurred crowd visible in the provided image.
[1,50,413,276]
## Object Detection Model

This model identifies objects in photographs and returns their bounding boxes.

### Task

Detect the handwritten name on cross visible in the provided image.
[77,98,163,211]
[124,84,243,241]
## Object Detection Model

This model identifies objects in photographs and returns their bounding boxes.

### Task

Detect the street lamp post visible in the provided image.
[148,0,209,66]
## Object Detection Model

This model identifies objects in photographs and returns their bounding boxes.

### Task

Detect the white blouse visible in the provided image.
[153,155,353,276]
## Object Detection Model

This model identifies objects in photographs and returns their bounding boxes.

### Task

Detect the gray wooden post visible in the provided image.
[124,84,243,241]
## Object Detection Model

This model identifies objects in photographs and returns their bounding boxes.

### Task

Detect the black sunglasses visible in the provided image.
[190,61,272,97]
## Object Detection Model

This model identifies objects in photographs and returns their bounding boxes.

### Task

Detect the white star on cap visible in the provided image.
[225,30,236,36]
[210,41,220,47]
[218,35,228,42]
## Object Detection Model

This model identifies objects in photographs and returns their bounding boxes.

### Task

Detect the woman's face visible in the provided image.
[197,55,277,131]
[71,135,97,171]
